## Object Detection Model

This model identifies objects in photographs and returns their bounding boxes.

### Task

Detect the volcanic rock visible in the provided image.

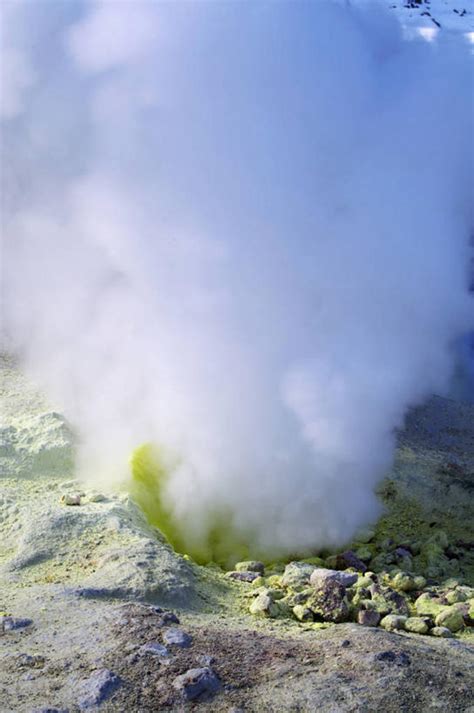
[357,609,380,627]
[172,666,221,701]
[435,607,464,632]
[281,562,315,588]
[379,614,407,631]
[306,579,349,623]
[78,669,121,709]
[310,568,358,589]
[162,628,192,648]
[234,561,265,574]
[404,617,430,634]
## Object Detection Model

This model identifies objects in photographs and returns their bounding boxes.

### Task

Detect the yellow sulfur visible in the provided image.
[129,443,256,567]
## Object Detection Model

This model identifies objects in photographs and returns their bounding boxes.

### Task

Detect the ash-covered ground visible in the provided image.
[1,354,473,712]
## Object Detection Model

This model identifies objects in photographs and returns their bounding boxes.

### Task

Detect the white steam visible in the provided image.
[1,1,473,557]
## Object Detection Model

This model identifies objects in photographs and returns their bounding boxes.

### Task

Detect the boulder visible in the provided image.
[172,667,220,701]
[404,617,430,634]
[430,626,453,638]
[325,551,367,572]
[357,609,380,627]
[307,579,349,623]
[234,561,265,574]
[78,669,121,709]
[435,607,464,633]
[163,628,192,648]
[281,562,315,589]
[310,568,357,589]
[292,605,313,622]
[380,614,407,631]
[249,592,279,618]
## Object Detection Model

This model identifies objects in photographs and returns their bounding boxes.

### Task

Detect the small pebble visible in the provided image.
[60,493,81,506]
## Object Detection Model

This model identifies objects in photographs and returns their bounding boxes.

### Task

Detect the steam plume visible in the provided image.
[1,1,473,560]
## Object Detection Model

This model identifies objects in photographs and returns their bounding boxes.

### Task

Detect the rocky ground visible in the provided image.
[1,353,473,712]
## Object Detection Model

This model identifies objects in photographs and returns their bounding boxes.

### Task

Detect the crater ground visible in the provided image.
[1,354,473,712]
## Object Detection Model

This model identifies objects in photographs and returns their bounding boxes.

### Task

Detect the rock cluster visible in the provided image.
[229,554,474,636]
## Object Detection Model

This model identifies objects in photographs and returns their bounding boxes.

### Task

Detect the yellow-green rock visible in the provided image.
[445,590,466,605]
[292,604,313,622]
[380,614,407,631]
[235,561,265,574]
[414,593,447,618]
[390,572,416,592]
[430,626,453,638]
[404,617,429,634]
[249,592,279,618]
[434,607,464,632]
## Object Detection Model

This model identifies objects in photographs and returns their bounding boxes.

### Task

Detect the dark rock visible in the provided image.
[307,579,349,623]
[163,628,192,648]
[358,609,381,627]
[394,547,412,559]
[227,571,260,583]
[16,653,45,668]
[78,669,122,709]
[234,560,265,574]
[172,667,221,701]
[139,642,169,657]
[375,651,411,667]
[1,616,33,632]
[326,551,367,572]
[385,589,410,616]
[159,612,180,626]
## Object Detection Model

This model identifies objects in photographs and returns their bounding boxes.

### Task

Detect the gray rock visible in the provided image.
[78,669,121,709]
[60,493,81,506]
[375,650,411,667]
[306,579,349,623]
[234,560,265,574]
[172,667,221,701]
[227,571,260,583]
[310,568,357,589]
[139,642,169,657]
[325,551,367,572]
[16,653,45,668]
[430,626,453,638]
[249,592,279,618]
[281,562,316,588]
[163,628,192,648]
[357,609,381,627]
[1,616,33,632]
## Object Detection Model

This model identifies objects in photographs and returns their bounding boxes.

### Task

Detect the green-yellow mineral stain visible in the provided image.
[129,443,256,567]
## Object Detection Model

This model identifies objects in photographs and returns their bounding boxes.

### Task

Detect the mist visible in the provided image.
[1,1,473,560]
